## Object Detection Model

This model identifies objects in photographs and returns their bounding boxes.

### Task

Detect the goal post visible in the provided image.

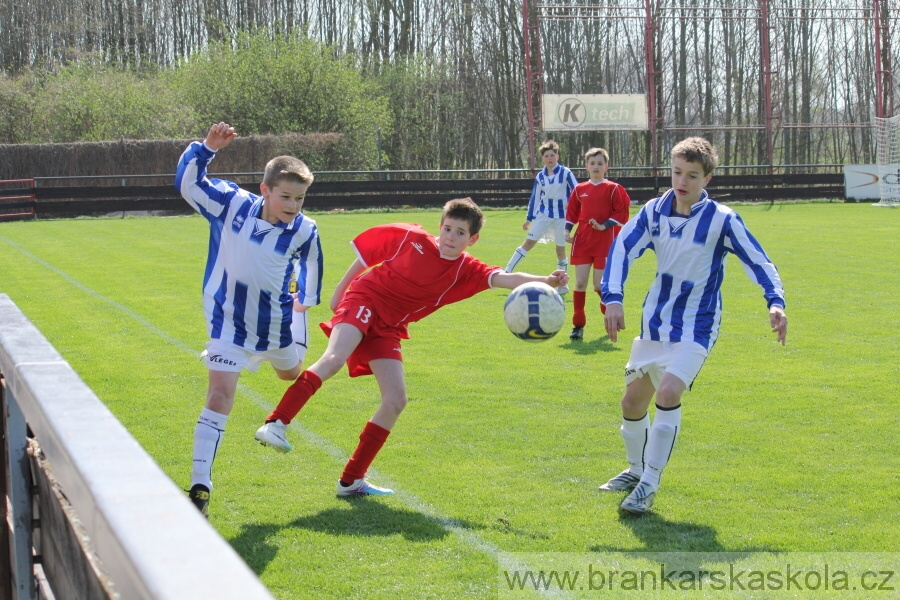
[873,114,900,206]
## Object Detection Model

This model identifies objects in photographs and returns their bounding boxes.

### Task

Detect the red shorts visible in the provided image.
[570,252,610,269]
[320,290,406,377]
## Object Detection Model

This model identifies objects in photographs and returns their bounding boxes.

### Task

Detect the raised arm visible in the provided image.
[203,122,238,151]
[175,122,241,218]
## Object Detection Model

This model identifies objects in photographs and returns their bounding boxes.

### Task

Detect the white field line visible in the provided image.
[1,233,569,599]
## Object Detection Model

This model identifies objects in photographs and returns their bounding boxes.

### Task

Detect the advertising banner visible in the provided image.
[542,94,648,131]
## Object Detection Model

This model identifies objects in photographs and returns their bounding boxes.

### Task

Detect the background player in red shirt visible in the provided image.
[564,148,631,340]
[255,197,569,495]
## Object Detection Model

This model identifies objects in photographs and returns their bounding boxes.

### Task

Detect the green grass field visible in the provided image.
[1,202,898,599]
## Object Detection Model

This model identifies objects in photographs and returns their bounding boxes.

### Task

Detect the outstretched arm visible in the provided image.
[493,269,569,290]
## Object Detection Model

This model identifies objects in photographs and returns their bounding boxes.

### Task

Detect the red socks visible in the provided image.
[573,291,587,327]
[574,289,607,326]
[597,288,606,315]
[340,421,391,484]
[266,370,322,424]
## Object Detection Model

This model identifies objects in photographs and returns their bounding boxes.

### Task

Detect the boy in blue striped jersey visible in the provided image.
[600,137,787,514]
[505,140,577,293]
[175,122,323,517]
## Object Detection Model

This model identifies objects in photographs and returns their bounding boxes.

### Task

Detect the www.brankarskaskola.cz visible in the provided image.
[503,563,897,593]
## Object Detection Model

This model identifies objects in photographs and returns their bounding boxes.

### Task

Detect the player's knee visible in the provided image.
[380,395,408,417]
[205,388,234,412]
[276,364,302,381]
[620,394,648,417]
[315,354,347,379]
[655,382,684,407]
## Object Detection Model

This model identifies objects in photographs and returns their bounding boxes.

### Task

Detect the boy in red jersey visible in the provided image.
[564,148,631,340]
[255,197,569,495]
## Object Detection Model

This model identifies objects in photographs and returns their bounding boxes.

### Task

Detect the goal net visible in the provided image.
[874,114,900,206]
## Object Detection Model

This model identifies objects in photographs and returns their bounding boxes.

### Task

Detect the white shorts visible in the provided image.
[526,214,567,246]
[624,339,709,390]
[202,311,309,373]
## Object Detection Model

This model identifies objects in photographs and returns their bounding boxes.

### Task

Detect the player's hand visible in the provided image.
[204,122,237,151]
[604,303,626,342]
[547,270,569,288]
[564,232,574,243]
[769,305,787,345]
[522,222,531,231]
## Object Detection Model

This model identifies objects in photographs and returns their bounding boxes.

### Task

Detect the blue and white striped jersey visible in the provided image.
[601,189,784,350]
[526,164,579,221]
[175,141,323,351]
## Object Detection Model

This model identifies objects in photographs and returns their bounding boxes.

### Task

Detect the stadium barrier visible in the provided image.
[0,170,845,220]
[0,295,275,600]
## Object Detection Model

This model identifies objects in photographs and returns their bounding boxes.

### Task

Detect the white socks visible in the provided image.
[505,246,528,272]
[191,408,228,489]
[504,250,568,273]
[641,404,681,489]
[621,413,650,476]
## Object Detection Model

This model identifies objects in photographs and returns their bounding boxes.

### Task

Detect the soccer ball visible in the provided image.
[503,282,565,342]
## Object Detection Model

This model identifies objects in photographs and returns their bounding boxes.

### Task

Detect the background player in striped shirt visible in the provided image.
[563,147,631,340]
[504,140,577,294]
[176,122,323,516]
[255,197,569,496]
[599,137,787,514]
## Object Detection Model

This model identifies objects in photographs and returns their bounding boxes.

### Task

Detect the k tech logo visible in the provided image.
[410,242,424,254]
[557,98,586,127]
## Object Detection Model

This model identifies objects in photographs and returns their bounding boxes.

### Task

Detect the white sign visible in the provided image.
[542,94,648,131]
[844,164,896,200]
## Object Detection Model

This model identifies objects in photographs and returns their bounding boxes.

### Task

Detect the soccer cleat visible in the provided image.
[598,470,641,492]
[557,285,570,295]
[336,478,394,497]
[620,481,656,514]
[255,420,291,453]
[188,484,210,518]
[569,326,584,340]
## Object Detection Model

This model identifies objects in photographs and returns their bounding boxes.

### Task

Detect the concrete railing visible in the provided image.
[0,294,274,599]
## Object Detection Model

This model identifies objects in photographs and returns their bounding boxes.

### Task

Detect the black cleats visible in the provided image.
[189,484,210,518]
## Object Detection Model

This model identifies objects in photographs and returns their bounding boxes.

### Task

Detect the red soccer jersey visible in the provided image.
[347,223,501,327]
[565,179,631,259]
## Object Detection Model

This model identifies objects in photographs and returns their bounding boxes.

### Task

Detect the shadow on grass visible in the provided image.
[562,333,619,355]
[590,511,782,573]
[229,497,484,575]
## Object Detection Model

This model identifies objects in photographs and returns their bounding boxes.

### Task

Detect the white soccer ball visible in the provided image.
[503,282,566,342]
